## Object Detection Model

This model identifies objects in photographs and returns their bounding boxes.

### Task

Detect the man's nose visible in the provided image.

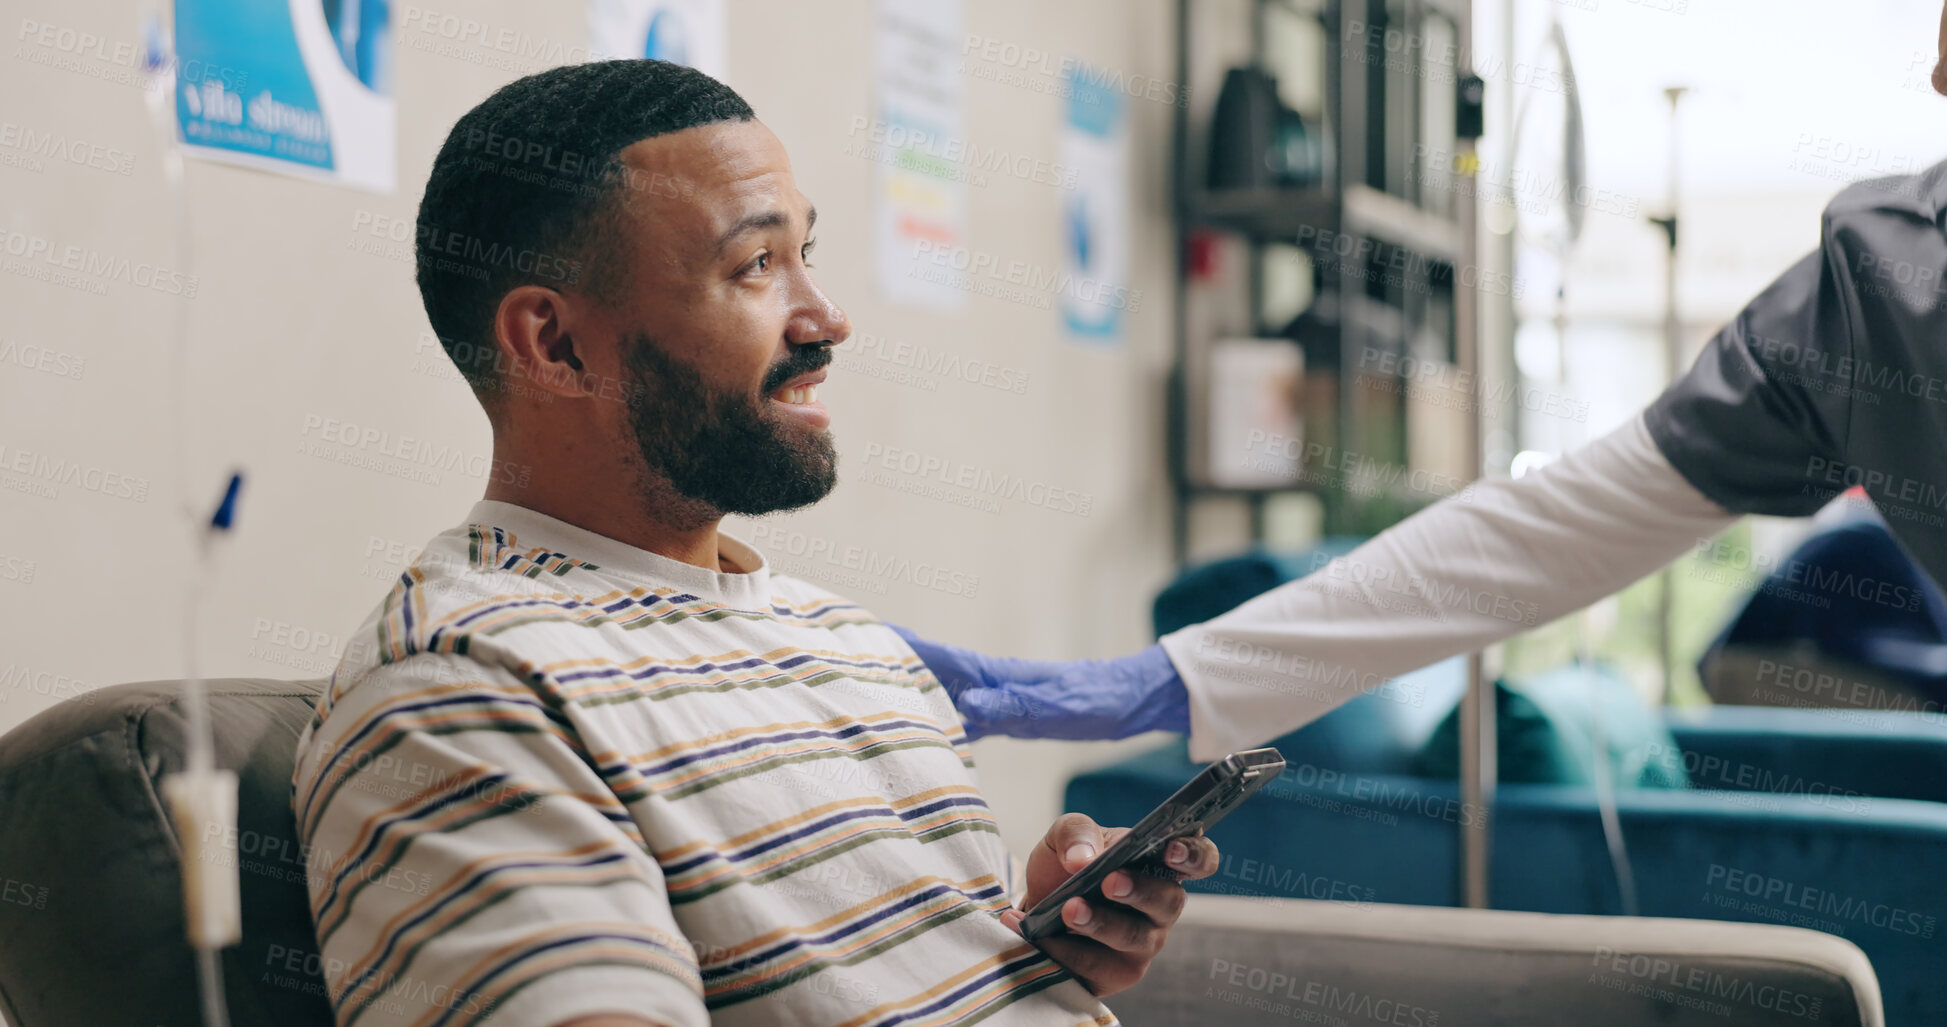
[788,281,851,347]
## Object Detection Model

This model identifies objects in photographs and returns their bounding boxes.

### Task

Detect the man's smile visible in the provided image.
[766,366,831,430]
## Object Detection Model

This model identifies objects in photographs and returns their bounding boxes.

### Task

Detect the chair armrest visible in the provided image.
[1661,706,1947,803]
[1114,894,1882,1027]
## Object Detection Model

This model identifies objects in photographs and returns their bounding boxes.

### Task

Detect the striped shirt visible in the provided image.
[291,500,1118,1027]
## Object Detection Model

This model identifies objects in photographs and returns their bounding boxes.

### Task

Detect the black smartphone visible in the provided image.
[1019,747,1286,941]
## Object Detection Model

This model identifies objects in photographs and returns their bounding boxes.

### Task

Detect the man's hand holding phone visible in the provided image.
[999,812,1219,996]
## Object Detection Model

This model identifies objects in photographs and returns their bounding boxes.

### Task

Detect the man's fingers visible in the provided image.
[1031,933,1143,996]
[1064,895,1166,955]
[1163,835,1220,880]
[1043,813,1106,871]
[1099,868,1187,928]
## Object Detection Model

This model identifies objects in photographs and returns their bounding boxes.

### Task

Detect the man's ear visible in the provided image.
[493,284,595,401]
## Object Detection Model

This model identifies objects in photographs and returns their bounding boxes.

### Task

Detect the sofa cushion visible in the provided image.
[0,678,333,1027]
[1415,665,1691,789]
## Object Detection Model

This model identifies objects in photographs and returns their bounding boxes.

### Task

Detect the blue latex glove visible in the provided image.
[889,624,1191,741]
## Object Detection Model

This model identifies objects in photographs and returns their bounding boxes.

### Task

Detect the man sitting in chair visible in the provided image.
[291,59,1216,1027]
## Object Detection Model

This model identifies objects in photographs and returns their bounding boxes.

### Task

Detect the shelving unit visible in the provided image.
[1167,0,1479,566]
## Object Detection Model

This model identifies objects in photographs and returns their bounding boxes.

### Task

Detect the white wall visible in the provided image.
[0,0,1184,858]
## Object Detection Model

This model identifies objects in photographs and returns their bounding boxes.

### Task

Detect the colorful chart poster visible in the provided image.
[1057,63,1130,343]
[588,0,728,80]
[872,0,966,312]
[174,0,395,192]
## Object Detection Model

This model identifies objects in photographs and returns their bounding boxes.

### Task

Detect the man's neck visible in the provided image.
[482,479,735,574]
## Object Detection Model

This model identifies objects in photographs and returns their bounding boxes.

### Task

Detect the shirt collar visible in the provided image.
[464,499,772,607]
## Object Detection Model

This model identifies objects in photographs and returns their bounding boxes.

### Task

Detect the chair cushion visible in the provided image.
[1150,540,1365,638]
[1256,657,1471,777]
[0,678,333,1027]
[1415,665,1692,789]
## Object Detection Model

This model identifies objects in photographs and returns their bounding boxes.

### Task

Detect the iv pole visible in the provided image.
[1650,86,1688,700]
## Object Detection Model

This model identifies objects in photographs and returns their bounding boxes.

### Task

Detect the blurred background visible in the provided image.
[4,4,1947,1021]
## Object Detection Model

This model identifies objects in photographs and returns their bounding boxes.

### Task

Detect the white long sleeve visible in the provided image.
[1160,414,1739,762]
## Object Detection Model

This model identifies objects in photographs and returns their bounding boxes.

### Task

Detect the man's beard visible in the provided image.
[621,332,837,517]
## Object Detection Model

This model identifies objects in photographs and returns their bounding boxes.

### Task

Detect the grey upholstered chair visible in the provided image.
[0,678,334,1027]
[0,681,1887,1027]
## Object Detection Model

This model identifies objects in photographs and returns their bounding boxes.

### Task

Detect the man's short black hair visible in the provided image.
[415,59,754,398]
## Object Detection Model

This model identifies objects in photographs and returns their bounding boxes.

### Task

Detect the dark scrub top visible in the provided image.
[1645,157,1947,587]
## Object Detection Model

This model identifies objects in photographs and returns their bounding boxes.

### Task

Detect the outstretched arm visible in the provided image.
[899,416,1735,760]
[1163,415,1736,760]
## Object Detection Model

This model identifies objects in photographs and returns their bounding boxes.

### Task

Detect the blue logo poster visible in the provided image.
[176,0,396,191]
[1059,64,1130,344]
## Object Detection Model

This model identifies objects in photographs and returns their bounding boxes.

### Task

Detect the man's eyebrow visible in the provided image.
[713,204,816,258]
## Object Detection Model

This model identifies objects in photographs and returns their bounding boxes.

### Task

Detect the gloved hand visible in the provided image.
[889,624,1190,741]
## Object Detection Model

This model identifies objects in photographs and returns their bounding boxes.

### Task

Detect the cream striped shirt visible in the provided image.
[292,500,1117,1027]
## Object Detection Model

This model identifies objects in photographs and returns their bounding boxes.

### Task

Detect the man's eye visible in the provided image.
[802,238,817,267]
[744,252,771,275]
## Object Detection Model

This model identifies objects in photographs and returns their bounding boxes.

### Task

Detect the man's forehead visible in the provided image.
[616,120,807,234]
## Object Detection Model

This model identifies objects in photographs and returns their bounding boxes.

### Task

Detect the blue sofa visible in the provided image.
[1069,549,1947,1025]
[1066,669,1947,1023]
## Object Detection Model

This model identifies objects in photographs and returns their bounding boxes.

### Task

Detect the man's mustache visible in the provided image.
[761,346,834,394]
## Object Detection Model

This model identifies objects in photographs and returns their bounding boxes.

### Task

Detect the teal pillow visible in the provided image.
[1415,664,1691,789]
